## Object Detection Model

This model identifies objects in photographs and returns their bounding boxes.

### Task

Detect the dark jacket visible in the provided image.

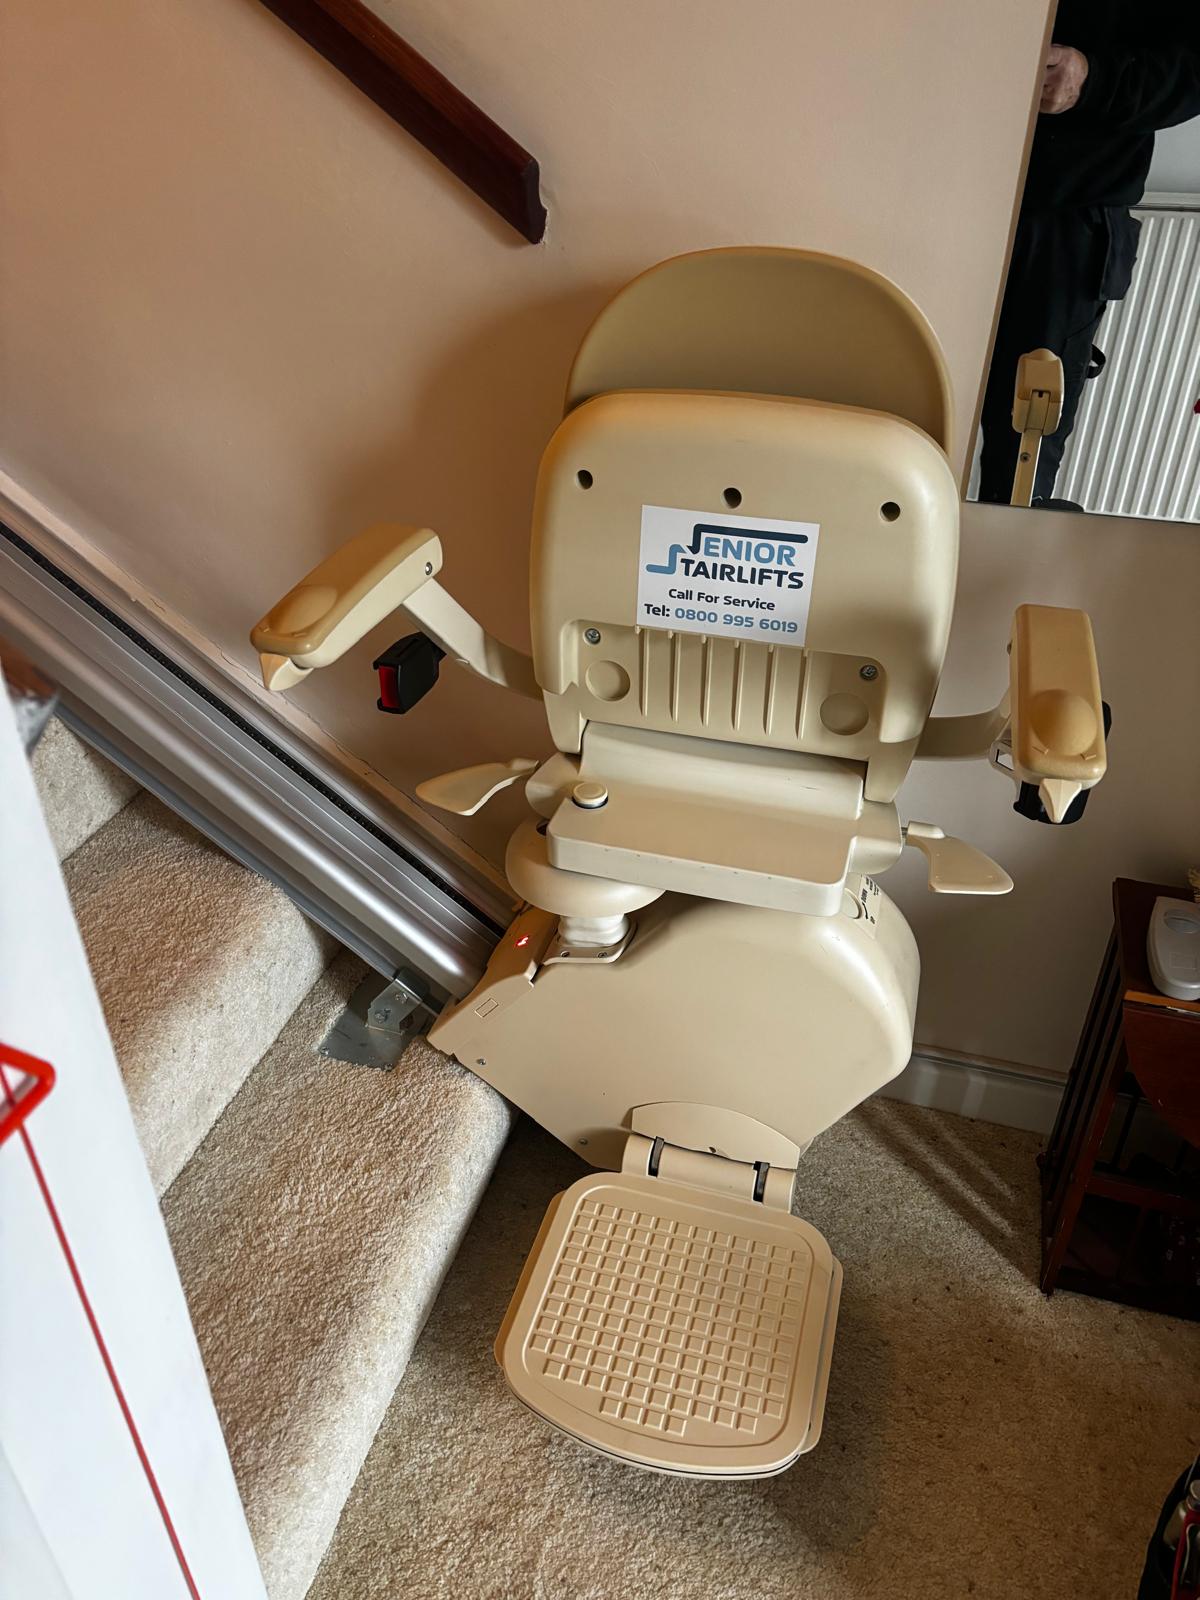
[1022,0,1200,213]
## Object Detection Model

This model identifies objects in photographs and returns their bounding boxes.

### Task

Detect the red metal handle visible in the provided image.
[0,1043,56,1146]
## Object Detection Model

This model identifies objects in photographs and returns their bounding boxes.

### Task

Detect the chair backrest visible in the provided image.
[530,248,960,803]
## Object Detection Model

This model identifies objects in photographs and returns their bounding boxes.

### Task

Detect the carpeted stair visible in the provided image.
[32,719,513,1598]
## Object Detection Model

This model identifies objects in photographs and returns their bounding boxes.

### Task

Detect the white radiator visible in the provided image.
[1056,199,1200,521]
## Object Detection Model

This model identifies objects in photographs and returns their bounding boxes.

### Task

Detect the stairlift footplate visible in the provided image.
[496,1170,841,1478]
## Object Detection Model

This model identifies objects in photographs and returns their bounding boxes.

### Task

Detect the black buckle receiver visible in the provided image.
[373,633,445,715]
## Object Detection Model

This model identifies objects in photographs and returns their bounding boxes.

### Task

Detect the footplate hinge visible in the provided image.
[621,1133,796,1212]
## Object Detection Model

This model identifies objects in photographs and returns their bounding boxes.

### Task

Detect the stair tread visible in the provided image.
[31,718,139,861]
[65,790,336,1193]
[162,955,512,1600]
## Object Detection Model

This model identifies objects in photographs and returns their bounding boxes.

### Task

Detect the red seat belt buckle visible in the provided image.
[377,662,402,711]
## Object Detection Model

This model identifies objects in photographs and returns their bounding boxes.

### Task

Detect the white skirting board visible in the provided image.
[882,1045,1064,1135]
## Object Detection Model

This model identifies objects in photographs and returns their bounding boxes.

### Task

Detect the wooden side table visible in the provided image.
[1040,878,1200,1319]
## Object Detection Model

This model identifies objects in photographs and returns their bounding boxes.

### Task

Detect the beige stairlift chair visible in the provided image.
[251,249,1107,1479]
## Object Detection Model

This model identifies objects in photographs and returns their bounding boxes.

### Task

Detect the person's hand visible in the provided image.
[1041,43,1089,113]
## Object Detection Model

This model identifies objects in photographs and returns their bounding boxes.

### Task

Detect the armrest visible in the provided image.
[1010,349,1064,508]
[251,523,442,671]
[250,522,540,699]
[1009,604,1106,819]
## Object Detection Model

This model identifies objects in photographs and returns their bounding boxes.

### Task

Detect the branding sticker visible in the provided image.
[636,505,820,643]
[857,875,882,937]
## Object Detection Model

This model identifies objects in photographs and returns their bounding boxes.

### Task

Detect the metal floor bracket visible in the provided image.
[318,969,433,1069]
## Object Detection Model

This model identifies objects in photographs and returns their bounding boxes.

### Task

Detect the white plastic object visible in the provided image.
[504,818,665,919]
[250,522,540,698]
[495,1169,841,1477]
[1037,777,1083,824]
[251,524,443,671]
[429,885,919,1174]
[1010,349,1064,508]
[571,781,609,809]
[545,724,902,918]
[1008,605,1105,796]
[258,653,313,692]
[1147,897,1200,1002]
[904,822,1012,895]
[402,581,540,699]
[415,758,539,817]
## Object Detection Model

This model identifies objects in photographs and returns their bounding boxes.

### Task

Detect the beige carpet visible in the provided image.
[310,1102,1200,1600]
[165,956,514,1600]
[31,716,138,860]
[32,718,517,1597]
[66,790,337,1192]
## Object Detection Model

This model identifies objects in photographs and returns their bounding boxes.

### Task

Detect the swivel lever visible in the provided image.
[904,822,1012,896]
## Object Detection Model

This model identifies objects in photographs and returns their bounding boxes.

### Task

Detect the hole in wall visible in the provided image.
[577,469,593,489]
[723,486,742,508]
[880,501,901,522]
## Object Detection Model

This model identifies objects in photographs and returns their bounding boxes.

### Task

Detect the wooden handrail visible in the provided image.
[257,0,547,243]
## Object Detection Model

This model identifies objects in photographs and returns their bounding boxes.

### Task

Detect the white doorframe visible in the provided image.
[0,675,267,1600]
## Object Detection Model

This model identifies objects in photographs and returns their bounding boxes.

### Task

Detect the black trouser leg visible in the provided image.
[1030,306,1105,502]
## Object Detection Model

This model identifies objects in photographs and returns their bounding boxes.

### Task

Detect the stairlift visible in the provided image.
[251,249,1107,1479]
